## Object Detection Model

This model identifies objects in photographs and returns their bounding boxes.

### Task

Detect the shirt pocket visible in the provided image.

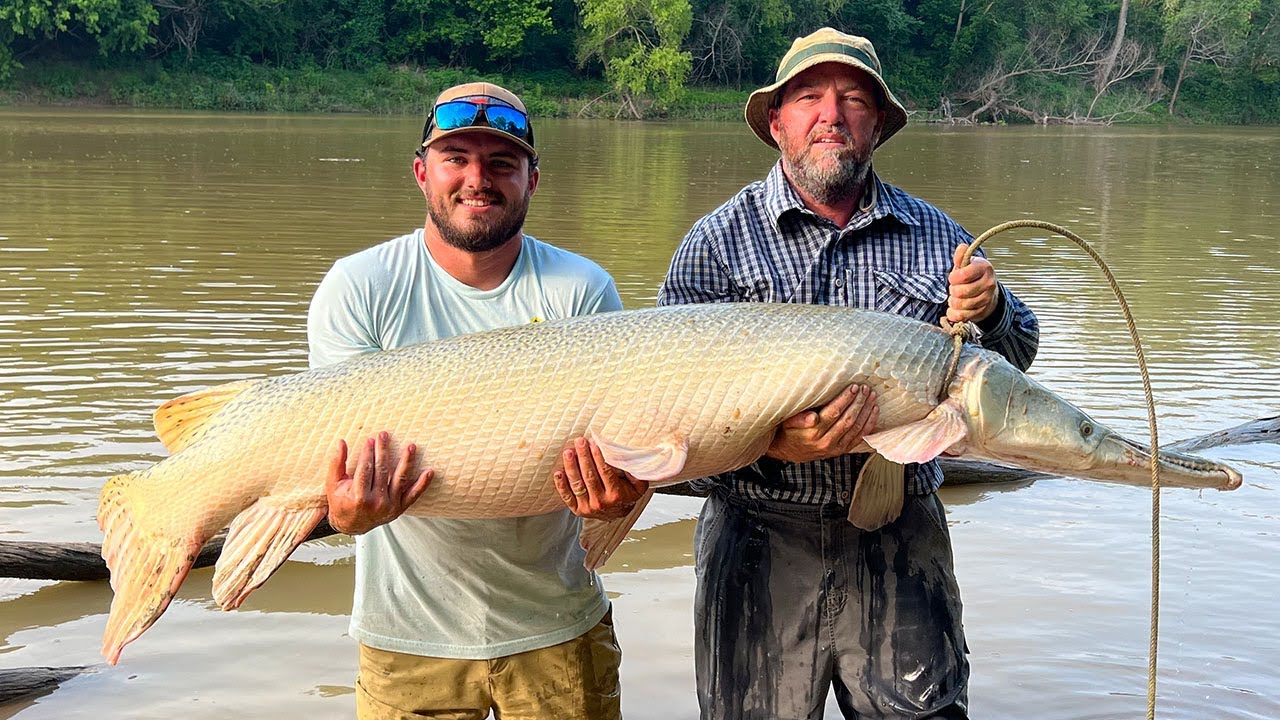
[873,270,949,322]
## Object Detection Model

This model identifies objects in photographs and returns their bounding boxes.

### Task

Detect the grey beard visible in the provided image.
[783,151,872,206]
[427,191,530,253]
[777,121,877,206]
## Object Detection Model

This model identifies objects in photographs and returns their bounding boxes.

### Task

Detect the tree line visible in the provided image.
[2,0,1277,123]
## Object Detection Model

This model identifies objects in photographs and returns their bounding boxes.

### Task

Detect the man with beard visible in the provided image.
[308,82,646,719]
[658,29,1039,719]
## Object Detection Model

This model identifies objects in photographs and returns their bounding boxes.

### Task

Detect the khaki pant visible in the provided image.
[355,611,623,720]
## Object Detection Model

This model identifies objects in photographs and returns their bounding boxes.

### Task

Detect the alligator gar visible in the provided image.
[97,302,1241,663]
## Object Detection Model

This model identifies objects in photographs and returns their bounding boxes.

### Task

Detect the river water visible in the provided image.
[0,110,1277,719]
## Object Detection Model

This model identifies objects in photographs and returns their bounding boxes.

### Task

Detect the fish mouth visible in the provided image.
[1102,434,1242,490]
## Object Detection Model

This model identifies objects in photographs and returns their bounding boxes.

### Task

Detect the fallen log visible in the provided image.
[1163,414,1279,454]
[0,665,91,706]
[2,413,1274,583]
[1,519,336,582]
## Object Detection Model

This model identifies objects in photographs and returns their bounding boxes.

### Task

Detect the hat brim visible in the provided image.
[422,126,538,162]
[745,56,908,150]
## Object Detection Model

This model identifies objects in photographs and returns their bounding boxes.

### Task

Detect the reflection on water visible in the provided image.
[1,110,1277,719]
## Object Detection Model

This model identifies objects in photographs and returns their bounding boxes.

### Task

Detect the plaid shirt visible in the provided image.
[658,162,1039,503]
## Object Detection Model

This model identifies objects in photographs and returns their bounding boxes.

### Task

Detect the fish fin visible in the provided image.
[847,453,905,531]
[579,488,655,570]
[589,431,688,482]
[211,500,327,611]
[864,401,969,464]
[98,472,208,665]
[153,380,257,454]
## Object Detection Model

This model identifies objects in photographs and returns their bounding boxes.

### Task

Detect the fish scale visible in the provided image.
[112,304,949,533]
[301,304,950,516]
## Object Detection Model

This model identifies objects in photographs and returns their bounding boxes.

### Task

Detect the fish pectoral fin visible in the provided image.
[863,400,969,464]
[579,487,655,571]
[847,453,905,531]
[589,431,688,482]
[211,499,327,611]
[154,379,259,454]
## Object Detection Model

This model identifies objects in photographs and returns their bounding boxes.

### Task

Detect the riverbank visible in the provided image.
[0,59,748,121]
[3,58,1274,126]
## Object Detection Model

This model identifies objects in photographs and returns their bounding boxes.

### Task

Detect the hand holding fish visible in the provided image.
[766,385,878,463]
[325,431,435,535]
[555,437,650,520]
[946,243,999,324]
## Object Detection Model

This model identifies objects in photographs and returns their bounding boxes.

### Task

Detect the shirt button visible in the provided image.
[840,491,850,502]
[834,278,845,288]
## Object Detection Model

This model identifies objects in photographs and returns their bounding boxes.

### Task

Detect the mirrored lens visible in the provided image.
[432,101,483,130]
[481,106,529,139]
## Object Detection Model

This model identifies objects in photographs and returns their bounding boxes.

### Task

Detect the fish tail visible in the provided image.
[97,471,204,665]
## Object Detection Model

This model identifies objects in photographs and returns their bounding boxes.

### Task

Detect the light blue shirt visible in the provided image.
[308,228,623,659]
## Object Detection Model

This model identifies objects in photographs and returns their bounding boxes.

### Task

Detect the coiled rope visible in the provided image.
[941,219,1162,720]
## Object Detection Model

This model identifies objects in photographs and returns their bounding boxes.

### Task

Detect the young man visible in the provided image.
[308,82,646,720]
[659,29,1040,719]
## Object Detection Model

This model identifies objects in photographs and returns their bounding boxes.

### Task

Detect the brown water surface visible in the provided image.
[0,110,1277,719]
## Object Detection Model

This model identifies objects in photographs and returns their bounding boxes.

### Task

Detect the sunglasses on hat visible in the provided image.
[423,98,532,145]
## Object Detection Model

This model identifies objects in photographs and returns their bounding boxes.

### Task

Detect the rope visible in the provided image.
[945,219,1162,720]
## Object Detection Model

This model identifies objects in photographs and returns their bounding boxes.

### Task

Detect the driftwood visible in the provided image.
[0,665,91,706]
[0,519,337,582]
[1161,414,1280,454]
[2,414,1274,584]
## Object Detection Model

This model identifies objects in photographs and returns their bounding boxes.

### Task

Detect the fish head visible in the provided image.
[962,355,1106,473]
[961,355,1242,490]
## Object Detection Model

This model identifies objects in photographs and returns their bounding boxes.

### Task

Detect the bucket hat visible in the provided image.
[745,28,907,149]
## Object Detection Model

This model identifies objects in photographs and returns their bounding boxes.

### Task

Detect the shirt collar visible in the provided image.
[868,172,919,228]
[762,160,920,231]
[762,161,807,227]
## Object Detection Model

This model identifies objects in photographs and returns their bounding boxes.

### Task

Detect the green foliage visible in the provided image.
[683,0,792,84]
[338,0,384,68]
[385,0,554,66]
[0,0,155,79]
[577,0,693,114]
[475,0,555,58]
[0,0,1275,123]
[1161,0,1259,115]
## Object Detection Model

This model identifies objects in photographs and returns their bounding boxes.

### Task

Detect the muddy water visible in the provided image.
[0,110,1276,719]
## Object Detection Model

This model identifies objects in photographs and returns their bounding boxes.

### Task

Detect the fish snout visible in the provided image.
[1116,435,1244,490]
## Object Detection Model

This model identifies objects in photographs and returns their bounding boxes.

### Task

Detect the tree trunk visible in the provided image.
[1170,46,1192,115]
[1095,0,1131,90]
[1147,64,1166,96]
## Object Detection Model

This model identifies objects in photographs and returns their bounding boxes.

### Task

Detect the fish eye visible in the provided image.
[1080,421,1094,438]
